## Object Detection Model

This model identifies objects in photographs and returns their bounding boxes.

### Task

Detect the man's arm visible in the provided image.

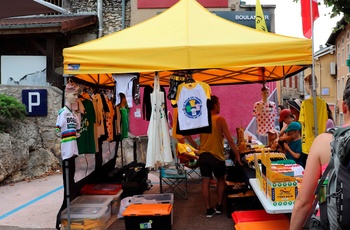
[218,117,243,165]
[185,135,199,149]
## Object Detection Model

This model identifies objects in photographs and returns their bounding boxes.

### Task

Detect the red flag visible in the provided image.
[301,0,319,38]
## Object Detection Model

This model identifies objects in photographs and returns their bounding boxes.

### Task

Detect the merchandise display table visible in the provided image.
[249,178,294,214]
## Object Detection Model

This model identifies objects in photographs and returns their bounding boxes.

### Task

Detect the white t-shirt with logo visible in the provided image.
[176,82,211,131]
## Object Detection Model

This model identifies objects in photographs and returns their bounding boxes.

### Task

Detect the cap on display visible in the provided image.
[287,99,302,112]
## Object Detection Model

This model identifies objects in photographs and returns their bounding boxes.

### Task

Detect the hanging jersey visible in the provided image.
[253,100,277,136]
[120,107,129,140]
[56,106,79,160]
[77,99,96,154]
[175,81,211,131]
[299,97,327,154]
[113,74,136,108]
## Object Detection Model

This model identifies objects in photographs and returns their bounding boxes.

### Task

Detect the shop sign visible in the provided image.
[22,89,48,116]
[212,11,271,31]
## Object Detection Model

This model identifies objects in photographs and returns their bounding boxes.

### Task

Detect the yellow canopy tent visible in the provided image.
[73,74,114,87]
[63,0,312,86]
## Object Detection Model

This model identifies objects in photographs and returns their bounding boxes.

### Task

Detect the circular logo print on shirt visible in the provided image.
[182,96,202,119]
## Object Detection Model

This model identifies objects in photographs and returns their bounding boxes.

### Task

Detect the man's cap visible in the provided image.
[65,82,79,93]
[287,99,302,112]
[279,109,292,122]
[285,121,301,133]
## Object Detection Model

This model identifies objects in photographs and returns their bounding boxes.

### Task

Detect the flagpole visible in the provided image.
[310,0,318,136]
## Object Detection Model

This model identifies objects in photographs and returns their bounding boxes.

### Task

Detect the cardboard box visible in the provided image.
[123,204,172,230]
[267,180,298,204]
[255,150,299,205]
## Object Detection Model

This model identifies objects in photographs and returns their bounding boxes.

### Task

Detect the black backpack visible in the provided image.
[306,127,350,230]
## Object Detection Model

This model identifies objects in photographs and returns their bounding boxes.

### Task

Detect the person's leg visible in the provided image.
[201,177,211,209]
[199,152,216,217]
[212,159,226,214]
[216,176,225,205]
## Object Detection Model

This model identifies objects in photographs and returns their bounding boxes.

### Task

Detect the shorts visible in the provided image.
[198,152,226,178]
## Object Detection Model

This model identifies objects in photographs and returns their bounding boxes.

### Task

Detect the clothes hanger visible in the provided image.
[185,73,195,84]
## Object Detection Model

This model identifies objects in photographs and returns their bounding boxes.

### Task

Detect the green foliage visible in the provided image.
[0,94,27,132]
[323,0,350,23]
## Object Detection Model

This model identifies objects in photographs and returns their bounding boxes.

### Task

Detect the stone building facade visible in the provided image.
[0,86,62,184]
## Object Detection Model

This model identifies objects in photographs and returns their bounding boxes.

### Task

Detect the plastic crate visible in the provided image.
[71,195,113,222]
[82,190,123,215]
[231,210,288,224]
[234,219,290,230]
[123,203,172,230]
[60,205,108,230]
[80,183,122,195]
[131,193,174,225]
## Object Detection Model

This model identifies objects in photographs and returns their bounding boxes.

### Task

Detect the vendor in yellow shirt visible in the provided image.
[176,135,199,167]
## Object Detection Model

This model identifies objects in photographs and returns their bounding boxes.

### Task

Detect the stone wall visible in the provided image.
[70,0,131,36]
[0,85,62,184]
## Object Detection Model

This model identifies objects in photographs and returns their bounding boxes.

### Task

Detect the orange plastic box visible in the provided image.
[123,203,172,230]
[235,219,290,230]
[132,193,174,225]
[231,210,288,224]
[80,184,122,195]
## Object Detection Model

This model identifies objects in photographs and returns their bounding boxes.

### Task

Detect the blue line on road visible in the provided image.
[0,185,63,220]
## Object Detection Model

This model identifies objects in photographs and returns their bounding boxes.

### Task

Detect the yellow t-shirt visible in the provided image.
[199,114,225,161]
[299,97,327,154]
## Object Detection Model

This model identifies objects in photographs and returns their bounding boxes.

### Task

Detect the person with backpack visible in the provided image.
[289,78,350,230]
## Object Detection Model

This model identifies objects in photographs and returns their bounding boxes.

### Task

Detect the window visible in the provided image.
[337,52,341,68]
[347,43,350,57]
[342,48,345,66]
[347,31,350,40]
[342,36,345,46]
[342,76,345,96]
[337,78,341,100]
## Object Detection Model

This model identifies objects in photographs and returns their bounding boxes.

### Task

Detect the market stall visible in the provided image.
[60,0,313,228]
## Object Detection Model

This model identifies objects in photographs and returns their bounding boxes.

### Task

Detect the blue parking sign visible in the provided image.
[22,89,48,116]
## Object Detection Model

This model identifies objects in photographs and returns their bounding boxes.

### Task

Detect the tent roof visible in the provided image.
[63,0,312,86]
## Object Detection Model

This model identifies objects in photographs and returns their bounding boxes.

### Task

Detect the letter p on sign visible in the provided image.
[22,89,48,116]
